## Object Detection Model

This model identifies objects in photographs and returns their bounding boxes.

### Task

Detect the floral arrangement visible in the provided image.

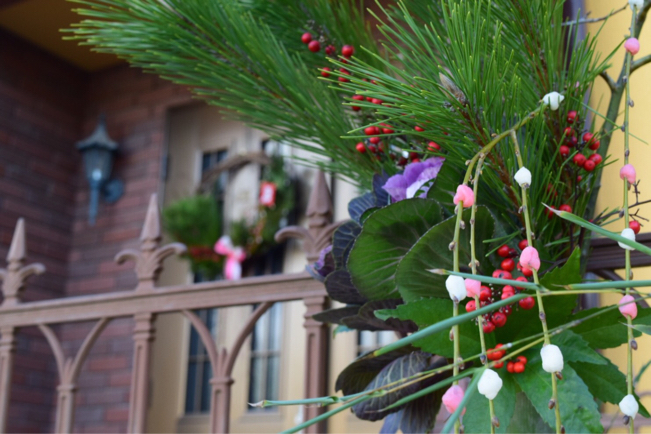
[69,0,651,432]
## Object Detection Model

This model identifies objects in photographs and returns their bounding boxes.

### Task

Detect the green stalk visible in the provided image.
[469,156,496,432]
[624,9,637,433]
[433,269,541,290]
[451,201,464,434]
[511,130,562,434]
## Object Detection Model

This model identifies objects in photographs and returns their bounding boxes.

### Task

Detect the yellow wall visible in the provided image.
[586,1,651,429]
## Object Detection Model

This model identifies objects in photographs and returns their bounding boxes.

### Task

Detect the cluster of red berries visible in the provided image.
[301,32,354,83]
[486,344,528,373]
[465,240,536,333]
[559,110,602,173]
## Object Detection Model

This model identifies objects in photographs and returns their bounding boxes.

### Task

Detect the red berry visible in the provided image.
[371,98,383,105]
[369,136,381,145]
[301,32,313,44]
[559,145,570,158]
[414,126,425,132]
[630,220,641,234]
[514,276,530,289]
[308,40,321,52]
[338,76,349,83]
[521,267,533,277]
[516,356,528,365]
[341,45,354,57]
[508,248,518,258]
[588,140,600,151]
[501,292,513,300]
[494,361,504,369]
[577,175,583,182]
[567,110,578,124]
[368,144,377,153]
[564,127,575,137]
[502,285,515,295]
[483,320,496,334]
[501,305,513,316]
[382,125,394,134]
[518,239,528,250]
[479,286,491,302]
[355,143,366,153]
[513,361,525,373]
[428,141,441,152]
[507,361,515,373]
[589,153,602,165]
[583,160,596,172]
[518,296,535,310]
[321,67,331,77]
[582,132,593,143]
[364,126,379,135]
[501,258,516,272]
[493,269,512,280]
[545,205,556,219]
[559,204,572,213]
[325,45,336,55]
[411,158,420,163]
[573,153,587,167]
[492,312,507,327]
[497,245,510,258]
[409,152,419,160]
[466,299,476,312]
[352,95,364,102]
[566,136,578,147]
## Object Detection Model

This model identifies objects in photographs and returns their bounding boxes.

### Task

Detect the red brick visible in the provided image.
[88,356,129,371]
[105,406,129,422]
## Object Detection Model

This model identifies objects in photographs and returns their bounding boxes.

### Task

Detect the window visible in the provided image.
[357,330,397,356]
[248,303,283,408]
[185,308,219,413]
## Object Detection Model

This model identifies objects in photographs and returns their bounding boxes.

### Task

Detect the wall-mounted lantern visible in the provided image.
[76,115,124,225]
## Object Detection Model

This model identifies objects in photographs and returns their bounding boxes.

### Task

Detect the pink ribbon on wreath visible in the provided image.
[214,235,246,280]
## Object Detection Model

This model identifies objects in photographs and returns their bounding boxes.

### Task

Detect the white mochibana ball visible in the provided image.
[514,167,532,188]
[541,344,564,373]
[542,92,565,111]
[630,0,644,11]
[619,394,639,419]
[478,369,503,400]
[446,275,467,302]
[619,228,636,250]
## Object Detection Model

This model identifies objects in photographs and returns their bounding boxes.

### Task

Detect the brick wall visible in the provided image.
[62,64,191,433]
[1,27,193,432]
[0,28,85,432]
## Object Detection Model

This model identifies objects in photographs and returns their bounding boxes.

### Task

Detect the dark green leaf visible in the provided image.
[312,306,361,325]
[464,373,517,434]
[348,199,442,301]
[551,330,606,365]
[426,160,462,213]
[352,351,431,421]
[540,247,582,287]
[515,356,602,433]
[349,193,377,224]
[331,221,361,270]
[324,270,367,304]
[342,299,418,333]
[377,297,483,358]
[570,360,650,418]
[395,207,495,302]
[504,392,554,433]
[335,347,415,396]
[572,307,651,349]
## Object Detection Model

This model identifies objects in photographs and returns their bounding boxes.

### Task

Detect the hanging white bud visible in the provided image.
[478,369,503,400]
[402,150,410,159]
[618,228,636,250]
[619,394,639,419]
[514,167,532,188]
[542,92,565,111]
[541,344,564,373]
[630,0,644,11]
[446,275,467,302]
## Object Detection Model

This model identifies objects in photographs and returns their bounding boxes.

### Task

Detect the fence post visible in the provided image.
[0,327,15,433]
[128,312,155,434]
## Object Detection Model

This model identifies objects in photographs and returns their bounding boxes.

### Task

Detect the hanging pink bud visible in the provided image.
[453,185,475,208]
[619,295,638,319]
[442,385,466,415]
[465,278,481,298]
[625,38,640,55]
[620,164,636,185]
[519,247,541,272]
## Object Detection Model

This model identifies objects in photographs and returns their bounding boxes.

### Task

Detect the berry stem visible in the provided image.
[470,157,497,433]
[511,130,562,434]
[624,8,637,434]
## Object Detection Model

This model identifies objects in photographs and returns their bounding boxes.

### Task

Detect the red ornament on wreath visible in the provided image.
[259,181,277,207]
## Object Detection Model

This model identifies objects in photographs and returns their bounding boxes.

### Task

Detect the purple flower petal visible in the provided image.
[406,178,430,199]
[403,161,427,185]
[383,174,409,202]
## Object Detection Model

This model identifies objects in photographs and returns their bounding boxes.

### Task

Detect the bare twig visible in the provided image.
[632,54,651,73]
[599,70,617,92]
[561,4,628,27]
